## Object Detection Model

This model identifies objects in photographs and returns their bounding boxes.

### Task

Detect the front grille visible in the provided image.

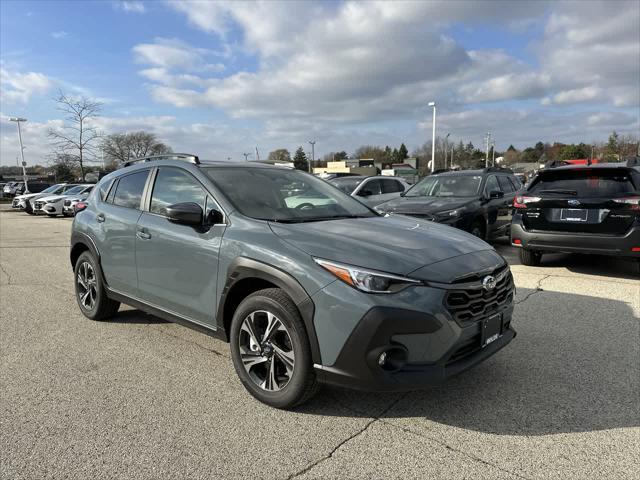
[445,269,514,324]
[64,200,72,207]
[12,199,19,207]
[34,201,44,209]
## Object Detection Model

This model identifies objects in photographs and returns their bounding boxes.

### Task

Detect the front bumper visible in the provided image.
[11,198,24,209]
[311,278,515,392]
[511,216,640,257]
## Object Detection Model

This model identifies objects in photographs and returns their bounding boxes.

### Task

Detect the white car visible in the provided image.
[34,184,94,217]
[13,183,76,211]
[329,175,410,207]
[62,188,94,216]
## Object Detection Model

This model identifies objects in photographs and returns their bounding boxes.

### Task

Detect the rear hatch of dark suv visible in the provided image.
[519,166,639,235]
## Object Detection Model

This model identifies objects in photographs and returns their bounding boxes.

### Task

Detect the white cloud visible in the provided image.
[133,38,224,72]
[50,31,68,39]
[0,68,52,103]
[114,1,145,14]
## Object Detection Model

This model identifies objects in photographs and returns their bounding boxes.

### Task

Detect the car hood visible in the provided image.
[378,196,476,214]
[38,195,65,203]
[270,215,496,277]
[15,192,43,200]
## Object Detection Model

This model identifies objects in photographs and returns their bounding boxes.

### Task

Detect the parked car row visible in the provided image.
[372,162,640,267]
[11,183,94,217]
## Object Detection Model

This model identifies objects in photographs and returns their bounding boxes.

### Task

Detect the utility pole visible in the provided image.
[451,144,454,169]
[243,152,251,161]
[491,140,496,166]
[444,133,450,170]
[308,140,316,173]
[10,117,29,193]
[485,132,491,168]
[428,102,436,173]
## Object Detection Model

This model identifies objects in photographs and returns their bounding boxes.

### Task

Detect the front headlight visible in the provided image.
[437,208,462,219]
[314,258,422,294]
[47,197,63,203]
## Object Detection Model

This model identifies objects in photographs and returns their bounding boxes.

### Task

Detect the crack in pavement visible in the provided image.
[377,420,533,480]
[285,393,409,480]
[515,274,551,305]
[0,263,13,284]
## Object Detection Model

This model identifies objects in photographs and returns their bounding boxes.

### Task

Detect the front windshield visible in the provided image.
[329,177,364,194]
[405,175,482,197]
[63,185,86,195]
[39,184,63,194]
[205,167,376,222]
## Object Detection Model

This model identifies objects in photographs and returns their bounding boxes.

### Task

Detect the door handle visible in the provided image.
[136,230,151,240]
[96,213,105,223]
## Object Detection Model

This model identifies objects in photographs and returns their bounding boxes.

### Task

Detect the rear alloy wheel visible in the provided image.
[230,288,318,408]
[519,248,542,266]
[74,251,120,321]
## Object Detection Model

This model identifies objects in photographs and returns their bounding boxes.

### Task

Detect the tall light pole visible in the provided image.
[428,102,436,173]
[9,117,29,192]
[243,152,251,161]
[308,140,316,173]
[491,140,496,166]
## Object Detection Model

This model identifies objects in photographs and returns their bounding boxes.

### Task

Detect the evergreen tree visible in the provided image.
[293,146,309,171]
[398,143,408,160]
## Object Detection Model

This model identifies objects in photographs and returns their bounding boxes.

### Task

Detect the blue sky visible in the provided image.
[1,0,638,165]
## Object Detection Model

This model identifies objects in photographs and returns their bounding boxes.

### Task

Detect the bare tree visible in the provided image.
[48,91,102,181]
[101,131,172,165]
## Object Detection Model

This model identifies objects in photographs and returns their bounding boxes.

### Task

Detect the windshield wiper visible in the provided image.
[539,189,578,196]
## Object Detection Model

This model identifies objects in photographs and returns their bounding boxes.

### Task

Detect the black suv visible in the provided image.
[511,161,640,266]
[375,168,522,240]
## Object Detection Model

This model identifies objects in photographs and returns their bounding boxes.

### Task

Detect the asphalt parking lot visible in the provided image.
[1,208,638,480]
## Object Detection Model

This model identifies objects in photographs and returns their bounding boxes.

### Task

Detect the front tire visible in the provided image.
[74,251,120,321]
[229,288,318,409]
[519,248,542,266]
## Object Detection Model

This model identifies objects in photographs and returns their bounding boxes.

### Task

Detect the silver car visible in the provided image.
[329,175,409,207]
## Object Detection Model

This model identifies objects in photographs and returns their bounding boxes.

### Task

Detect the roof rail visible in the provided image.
[484,166,514,173]
[120,153,200,168]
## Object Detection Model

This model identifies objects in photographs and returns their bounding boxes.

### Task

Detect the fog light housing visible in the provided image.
[377,346,408,372]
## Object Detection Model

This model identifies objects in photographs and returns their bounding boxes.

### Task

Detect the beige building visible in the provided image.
[313,161,377,176]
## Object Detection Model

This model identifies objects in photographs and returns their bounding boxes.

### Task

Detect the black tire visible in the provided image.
[229,288,319,409]
[73,251,120,321]
[47,214,57,218]
[24,201,34,215]
[470,219,486,240]
[519,248,542,266]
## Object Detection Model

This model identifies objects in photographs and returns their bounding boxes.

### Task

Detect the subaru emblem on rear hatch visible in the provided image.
[482,275,497,291]
[568,199,581,206]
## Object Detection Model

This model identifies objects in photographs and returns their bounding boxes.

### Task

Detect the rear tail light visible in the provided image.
[612,196,640,210]
[512,238,522,246]
[631,247,640,252]
[513,196,541,209]
[74,202,88,213]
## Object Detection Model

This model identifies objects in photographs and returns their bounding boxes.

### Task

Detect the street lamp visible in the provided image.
[428,102,436,173]
[308,140,316,173]
[243,152,251,161]
[9,117,29,192]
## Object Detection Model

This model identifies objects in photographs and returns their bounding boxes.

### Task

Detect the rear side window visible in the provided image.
[99,179,114,201]
[381,179,405,193]
[529,170,636,197]
[484,175,500,194]
[150,168,206,216]
[497,176,515,193]
[112,171,149,209]
[359,179,382,196]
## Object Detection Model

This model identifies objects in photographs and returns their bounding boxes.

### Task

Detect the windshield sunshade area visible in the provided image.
[530,170,636,197]
[204,167,376,223]
[405,175,482,197]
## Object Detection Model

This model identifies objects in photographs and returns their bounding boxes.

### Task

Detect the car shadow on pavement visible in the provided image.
[299,287,639,436]
[107,309,169,324]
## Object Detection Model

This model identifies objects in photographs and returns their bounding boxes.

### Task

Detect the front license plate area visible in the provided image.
[560,208,588,222]
[481,314,502,348]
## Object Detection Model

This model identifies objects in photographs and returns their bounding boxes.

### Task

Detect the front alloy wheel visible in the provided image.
[77,261,97,310]
[239,310,295,391]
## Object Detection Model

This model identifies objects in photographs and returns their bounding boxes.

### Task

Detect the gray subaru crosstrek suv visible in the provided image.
[71,154,516,408]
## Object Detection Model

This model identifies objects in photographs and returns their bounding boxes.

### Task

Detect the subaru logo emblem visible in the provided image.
[567,199,581,206]
[482,275,497,291]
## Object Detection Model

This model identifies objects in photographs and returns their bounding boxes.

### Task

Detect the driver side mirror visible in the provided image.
[166,202,203,226]
[489,190,504,199]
